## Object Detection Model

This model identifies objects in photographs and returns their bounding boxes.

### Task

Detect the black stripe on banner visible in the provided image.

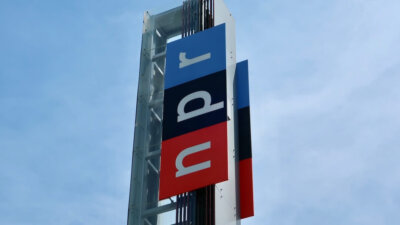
[162,70,227,141]
[238,106,252,160]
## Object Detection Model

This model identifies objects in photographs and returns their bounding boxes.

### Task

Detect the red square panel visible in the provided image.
[239,158,254,219]
[159,122,228,200]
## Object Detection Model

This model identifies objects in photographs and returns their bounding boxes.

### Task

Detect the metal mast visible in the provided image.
[176,1,216,224]
[127,7,182,225]
[127,1,241,225]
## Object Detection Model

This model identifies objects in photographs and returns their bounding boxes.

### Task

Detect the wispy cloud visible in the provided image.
[234,0,400,224]
[1,0,399,224]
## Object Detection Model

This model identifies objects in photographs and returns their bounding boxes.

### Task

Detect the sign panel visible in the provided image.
[160,122,228,199]
[236,60,254,219]
[159,24,228,200]
[162,70,227,140]
[164,24,226,89]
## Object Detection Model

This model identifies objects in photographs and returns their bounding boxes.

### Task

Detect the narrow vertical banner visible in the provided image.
[160,24,229,200]
[236,60,254,219]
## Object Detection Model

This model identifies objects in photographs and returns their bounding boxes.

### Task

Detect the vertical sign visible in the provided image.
[159,24,229,200]
[236,60,254,219]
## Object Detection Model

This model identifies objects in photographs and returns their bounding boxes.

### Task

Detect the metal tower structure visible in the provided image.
[127,6,182,225]
[127,1,252,225]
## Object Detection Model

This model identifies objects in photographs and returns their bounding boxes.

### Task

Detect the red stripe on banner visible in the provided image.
[159,122,228,200]
[239,158,254,219]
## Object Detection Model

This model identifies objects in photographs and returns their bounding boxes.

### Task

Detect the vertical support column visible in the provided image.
[127,7,183,225]
[127,12,156,225]
[214,0,240,225]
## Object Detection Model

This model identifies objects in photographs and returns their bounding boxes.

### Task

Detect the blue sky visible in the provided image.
[1,0,400,224]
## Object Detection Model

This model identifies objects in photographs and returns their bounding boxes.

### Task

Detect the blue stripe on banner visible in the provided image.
[236,60,250,109]
[165,24,226,89]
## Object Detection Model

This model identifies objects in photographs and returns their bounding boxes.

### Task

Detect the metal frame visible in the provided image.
[127,1,240,225]
[127,6,182,225]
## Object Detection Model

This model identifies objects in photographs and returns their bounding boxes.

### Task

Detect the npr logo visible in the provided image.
[159,24,228,200]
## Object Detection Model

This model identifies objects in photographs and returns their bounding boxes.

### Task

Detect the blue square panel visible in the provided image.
[165,24,226,89]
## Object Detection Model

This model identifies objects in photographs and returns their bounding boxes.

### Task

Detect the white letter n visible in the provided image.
[175,141,211,177]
